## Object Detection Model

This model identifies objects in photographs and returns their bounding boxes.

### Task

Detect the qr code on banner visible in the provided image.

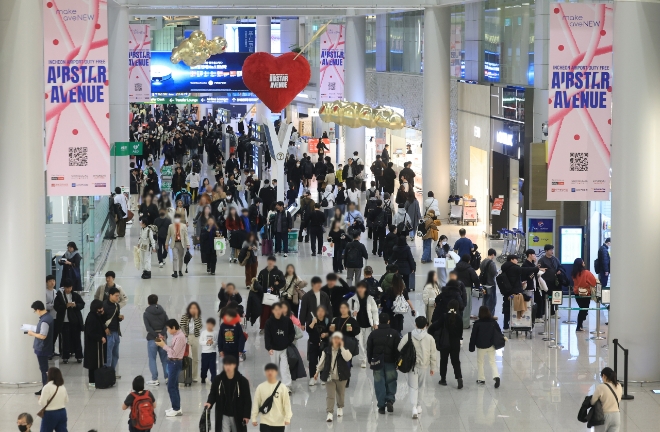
[134,83,142,92]
[570,152,588,171]
[328,82,336,91]
[68,147,88,167]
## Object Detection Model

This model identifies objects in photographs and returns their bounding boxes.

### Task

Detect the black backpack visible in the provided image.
[365,278,381,301]
[321,192,330,208]
[470,250,482,270]
[396,332,417,373]
[396,215,412,235]
[374,211,386,228]
[192,160,201,174]
[346,243,362,264]
[416,220,428,237]
[383,201,393,224]
[496,272,513,297]
[479,259,492,285]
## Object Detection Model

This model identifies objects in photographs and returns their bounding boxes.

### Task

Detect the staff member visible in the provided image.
[27,301,55,395]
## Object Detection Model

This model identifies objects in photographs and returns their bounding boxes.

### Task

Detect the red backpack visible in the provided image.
[130,391,156,430]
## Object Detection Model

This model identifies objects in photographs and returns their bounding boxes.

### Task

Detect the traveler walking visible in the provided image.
[367,313,401,414]
[389,236,416,290]
[165,213,190,278]
[347,281,379,368]
[469,306,503,388]
[421,210,441,263]
[154,319,187,417]
[257,256,285,331]
[205,355,252,432]
[380,274,415,334]
[422,271,440,319]
[572,258,598,332]
[153,210,172,268]
[138,218,156,279]
[452,228,473,258]
[218,309,247,368]
[250,363,293,431]
[114,187,129,237]
[454,254,480,328]
[343,231,369,285]
[500,255,539,330]
[479,249,498,318]
[83,300,106,387]
[428,299,463,389]
[264,303,295,387]
[38,367,69,432]
[306,305,331,386]
[314,332,353,422]
[590,367,622,432]
[180,302,202,382]
[398,316,437,419]
[597,238,611,288]
[27,301,55,394]
[272,202,292,257]
[199,318,218,382]
[143,294,169,386]
[308,203,326,256]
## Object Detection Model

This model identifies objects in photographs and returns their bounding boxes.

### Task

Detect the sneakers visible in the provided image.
[386,401,394,413]
[283,253,288,257]
[535,318,544,323]
[115,375,121,380]
[166,409,183,417]
[438,379,447,386]
[239,352,246,362]
[88,383,95,388]
[321,380,326,386]
[412,407,418,419]
[159,262,164,268]
[146,380,159,386]
[309,378,316,386]
[326,413,333,422]
[476,380,485,385]
[416,405,422,414]
[337,408,343,417]
[259,329,264,335]
[494,377,501,388]
[361,360,366,368]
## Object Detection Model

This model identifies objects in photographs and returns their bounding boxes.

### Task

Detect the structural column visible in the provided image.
[108,0,130,190]
[199,16,214,118]
[610,0,660,382]
[422,7,451,217]
[256,16,272,122]
[464,1,484,81]
[532,0,550,142]
[280,18,299,53]
[344,13,366,163]
[0,0,45,384]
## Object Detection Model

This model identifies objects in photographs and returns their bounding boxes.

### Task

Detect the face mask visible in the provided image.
[174,218,181,223]
[442,241,447,245]
[18,425,28,432]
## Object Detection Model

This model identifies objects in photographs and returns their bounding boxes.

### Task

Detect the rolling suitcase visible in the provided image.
[179,356,193,387]
[94,346,116,389]
[261,238,273,256]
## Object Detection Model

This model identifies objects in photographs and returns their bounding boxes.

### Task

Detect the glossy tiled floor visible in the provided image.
[3,192,659,431]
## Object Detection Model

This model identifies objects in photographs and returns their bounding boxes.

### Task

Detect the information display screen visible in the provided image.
[150,51,251,93]
[559,227,584,265]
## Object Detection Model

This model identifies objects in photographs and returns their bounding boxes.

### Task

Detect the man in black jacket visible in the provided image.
[321,273,350,317]
[272,202,292,257]
[382,162,397,195]
[299,276,332,328]
[454,254,480,329]
[307,203,326,256]
[205,355,252,432]
[521,249,545,322]
[257,256,285,295]
[264,303,295,387]
[153,210,172,268]
[399,161,416,188]
[54,279,85,364]
[343,231,369,286]
[597,238,611,288]
[370,156,385,190]
[367,313,401,414]
[500,255,539,329]
[258,180,276,218]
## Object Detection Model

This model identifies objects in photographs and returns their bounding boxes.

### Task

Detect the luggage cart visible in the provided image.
[449,204,463,224]
[508,292,535,339]
[462,199,478,225]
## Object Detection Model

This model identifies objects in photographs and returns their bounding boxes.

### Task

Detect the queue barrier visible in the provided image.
[612,339,635,401]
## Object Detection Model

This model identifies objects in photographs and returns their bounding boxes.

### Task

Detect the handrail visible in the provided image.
[612,339,635,400]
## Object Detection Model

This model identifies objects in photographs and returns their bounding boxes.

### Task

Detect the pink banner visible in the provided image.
[319,24,345,101]
[129,24,151,102]
[547,3,612,201]
[44,0,110,196]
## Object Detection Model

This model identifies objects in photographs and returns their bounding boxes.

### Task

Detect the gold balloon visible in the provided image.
[317,100,406,129]
[373,107,393,128]
[358,105,377,128]
[189,30,206,41]
[387,112,406,130]
[170,33,227,66]
[342,103,361,128]
[319,102,333,123]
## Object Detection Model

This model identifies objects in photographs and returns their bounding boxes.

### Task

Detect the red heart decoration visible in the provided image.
[242,52,311,112]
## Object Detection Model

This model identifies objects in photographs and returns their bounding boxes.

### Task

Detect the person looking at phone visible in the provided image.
[143,294,169,386]
[103,287,124,379]
[205,355,252,431]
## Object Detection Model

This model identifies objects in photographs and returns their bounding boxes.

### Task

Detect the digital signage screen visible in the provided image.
[150,51,251,93]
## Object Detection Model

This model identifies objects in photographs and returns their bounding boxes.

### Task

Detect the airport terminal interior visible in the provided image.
[2,0,660,431]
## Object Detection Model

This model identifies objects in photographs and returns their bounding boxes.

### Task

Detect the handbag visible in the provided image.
[37,386,59,418]
[262,293,279,306]
[344,336,359,356]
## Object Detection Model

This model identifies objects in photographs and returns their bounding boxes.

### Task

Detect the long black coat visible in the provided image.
[382,167,397,194]
[54,290,85,336]
[83,311,106,370]
[206,372,252,432]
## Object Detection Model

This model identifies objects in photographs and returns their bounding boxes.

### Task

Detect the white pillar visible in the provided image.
[0,0,45,384]
[464,1,484,81]
[610,0,660,382]
[344,14,366,163]
[280,18,299,54]
[533,0,550,142]
[199,16,213,39]
[256,16,272,121]
[422,7,451,217]
[108,1,130,190]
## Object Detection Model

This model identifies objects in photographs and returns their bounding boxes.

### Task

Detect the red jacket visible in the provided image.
[225,217,244,231]
[572,270,598,295]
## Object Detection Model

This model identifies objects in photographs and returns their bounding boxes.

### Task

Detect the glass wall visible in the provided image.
[387,11,424,74]
[451,5,466,79]
[366,16,376,70]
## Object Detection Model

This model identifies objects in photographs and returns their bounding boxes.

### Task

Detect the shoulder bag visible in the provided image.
[340,318,359,355]
[37,386,60,418]
[258,382,282,414]
[605,383,620,409]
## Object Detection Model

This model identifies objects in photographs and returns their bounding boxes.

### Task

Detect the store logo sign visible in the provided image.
[496,131,513,146]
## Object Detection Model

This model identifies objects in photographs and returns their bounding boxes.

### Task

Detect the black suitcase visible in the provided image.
[179,357,193,387]
[94,366,116,389]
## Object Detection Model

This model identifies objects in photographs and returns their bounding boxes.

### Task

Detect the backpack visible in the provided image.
[496,272,512,297]
[365,278,381,301]
[479,259,492,285]
[396,332,417,373]
[374,211,386,228]
[594,258,602,274]
[321,192,330,208]
[130,391,156,430]
[396,215,412,235]
[392,294,410,314]
[416,220,428,237]
[192,160,201,173]
[470,250,482,270]
[345,244,362,264]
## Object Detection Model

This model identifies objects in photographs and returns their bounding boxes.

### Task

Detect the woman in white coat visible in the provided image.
[347,281,379,368]
[138,217,156,279]
[422,271,440,319]
[321,184,336,227]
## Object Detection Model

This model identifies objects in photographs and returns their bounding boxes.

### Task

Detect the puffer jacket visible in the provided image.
[454,260,480,289]
[366,323,401,364]
[398,328,438,369]
[431,280,466,323]
[422,212,441,241]
[347,294,380,327]
[389,244,416,275]
[468,318,502,351]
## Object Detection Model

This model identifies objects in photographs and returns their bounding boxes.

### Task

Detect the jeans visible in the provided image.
[373,362,398,409]
[157,237,167,263]
[106,331,120,371]
[440,347,462,379]
[483,287,498,318]
[147,339,168,381]
[270,349,292,386]
[274,231,289,253]
[422,238,432,262]
[346,267,362,286]
[201,352,217,381]
[408,367,428,408]
[40,408,67,432]
[476,346,499,381]
[37,354,49,386]
[167,359,183,410]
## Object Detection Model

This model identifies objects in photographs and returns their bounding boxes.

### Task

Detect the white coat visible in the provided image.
[398,328,438,370]
[347,294,380,327]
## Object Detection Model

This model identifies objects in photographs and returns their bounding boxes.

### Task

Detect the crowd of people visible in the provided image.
[24,104,618,431]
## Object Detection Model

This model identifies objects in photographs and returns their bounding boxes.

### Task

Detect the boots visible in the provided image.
[457,378,463,389]
[141,271,151,279]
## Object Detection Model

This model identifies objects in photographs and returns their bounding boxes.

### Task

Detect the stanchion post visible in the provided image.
[541,297,552,339]
[548,308,563,349]
[590,299,606,340]
[622,347,634,400]
[563,294,576,324]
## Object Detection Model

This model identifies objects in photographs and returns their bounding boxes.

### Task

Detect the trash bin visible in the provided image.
[288,229,299,253]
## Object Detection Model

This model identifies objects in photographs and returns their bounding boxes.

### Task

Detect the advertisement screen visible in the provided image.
[150,51,251,93]
[129,24,151,102]
[527,218,555,257]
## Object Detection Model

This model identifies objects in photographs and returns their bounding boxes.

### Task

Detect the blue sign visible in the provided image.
[238,27,256,52]
[150,51,251,93]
